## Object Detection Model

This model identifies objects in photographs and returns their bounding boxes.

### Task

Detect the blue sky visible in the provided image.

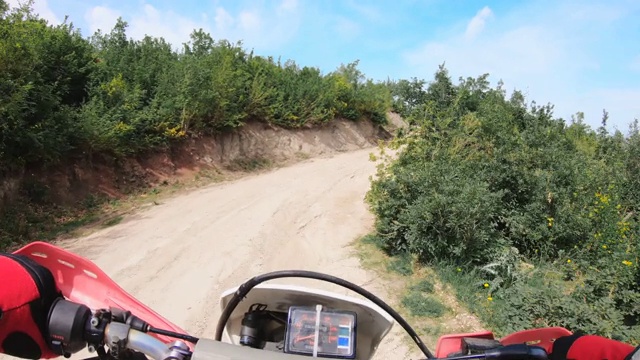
[9,0,640,132]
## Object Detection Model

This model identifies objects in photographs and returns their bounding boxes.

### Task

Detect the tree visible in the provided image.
[0,0,8,16]
[0,4,94,169]
[425,63,456,113]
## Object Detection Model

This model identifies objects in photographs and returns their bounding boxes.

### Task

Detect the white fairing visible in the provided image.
[218,284,394,360]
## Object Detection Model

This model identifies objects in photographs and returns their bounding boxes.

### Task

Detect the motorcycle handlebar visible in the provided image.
[47,299,548,360]
[108,325,189,360]
[47,299,191,360]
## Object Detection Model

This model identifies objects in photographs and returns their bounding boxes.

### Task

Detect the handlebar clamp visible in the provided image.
[105,323,131,359]
[166,341,191,360]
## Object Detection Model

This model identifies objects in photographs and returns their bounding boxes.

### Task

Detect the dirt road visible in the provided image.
[46,148,422,359]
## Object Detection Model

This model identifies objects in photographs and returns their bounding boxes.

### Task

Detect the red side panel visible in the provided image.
[435,331,495,358]
[12,241,193,349]
[500,327,572,353]
[0,255,56,359]
[566,335,635,360]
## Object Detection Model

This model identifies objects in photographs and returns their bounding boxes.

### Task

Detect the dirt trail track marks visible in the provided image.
[52,148,423,359]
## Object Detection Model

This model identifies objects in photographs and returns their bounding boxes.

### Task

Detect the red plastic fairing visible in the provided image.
[12,241,193,349]
[500,327,572,353]
[434,331,495,358]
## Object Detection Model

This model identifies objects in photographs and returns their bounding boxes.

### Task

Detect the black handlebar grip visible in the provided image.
[485,344,548,360]
[47,298,92,357]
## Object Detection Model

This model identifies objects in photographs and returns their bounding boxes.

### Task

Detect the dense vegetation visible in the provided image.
[0,2,390,247]
[368,66,640,342]
[0,1,390,173]
[3,1,639,342]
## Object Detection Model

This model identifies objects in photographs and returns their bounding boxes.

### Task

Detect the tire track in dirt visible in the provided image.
[15,148,426,359]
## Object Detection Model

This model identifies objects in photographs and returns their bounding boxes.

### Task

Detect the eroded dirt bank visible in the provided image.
[48,147,422,359]
[0,118,391,211]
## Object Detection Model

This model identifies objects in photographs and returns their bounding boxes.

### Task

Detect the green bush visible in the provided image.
[368,66,640,342]
[0,4,391,170]
[0,3,393,247]
[0,5,94,171]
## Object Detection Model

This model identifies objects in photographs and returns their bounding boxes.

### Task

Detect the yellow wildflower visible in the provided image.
[623,260,633,266]
[487,297,493,301]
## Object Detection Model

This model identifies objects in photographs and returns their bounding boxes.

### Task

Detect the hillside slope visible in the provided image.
[0,117,394,248]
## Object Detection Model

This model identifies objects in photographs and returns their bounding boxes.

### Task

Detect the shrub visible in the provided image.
[0,6,392,171]
[368,65,640,342]
[0,4,393,249]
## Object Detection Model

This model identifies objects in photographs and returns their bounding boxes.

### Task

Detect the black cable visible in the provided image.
[148,327,200,344]
[213,270,434,359]
[267,311,287,324]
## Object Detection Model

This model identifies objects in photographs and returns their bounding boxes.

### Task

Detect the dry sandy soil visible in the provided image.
[15,147,425,359]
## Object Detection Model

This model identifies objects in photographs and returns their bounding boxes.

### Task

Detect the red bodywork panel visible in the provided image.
[12,241,572,358]
[501,327,573,353]
[435,331,495,358]
[12,241,193,349]
[435,327,572,358]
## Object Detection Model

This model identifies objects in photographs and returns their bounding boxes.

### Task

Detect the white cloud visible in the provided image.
[214,7,234,32]
[85,6,121,34]
[81,0,301,52]
[404,22,567,86]
[205,0,302,51]
[127,4,209,48]
[7,0,59,24]
[278,0,298,13]
[84,3,211,49]
[465,6,493,40]
[238,11,260,32]
[402,2,638,131]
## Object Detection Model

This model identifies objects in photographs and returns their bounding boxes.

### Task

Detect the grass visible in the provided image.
[0,149,319,252]
[55,213,100,234]
[353,233,487,350]
[227,157,273,172]
[102,215,123,228]
[0,203,101,251]
[387,253,414,275]
[0,165,230,251]
[295,152,311,160]
[433,263,489,311]
[195,168,225,182]
[410,279,435,294]
[401,291,448,317]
